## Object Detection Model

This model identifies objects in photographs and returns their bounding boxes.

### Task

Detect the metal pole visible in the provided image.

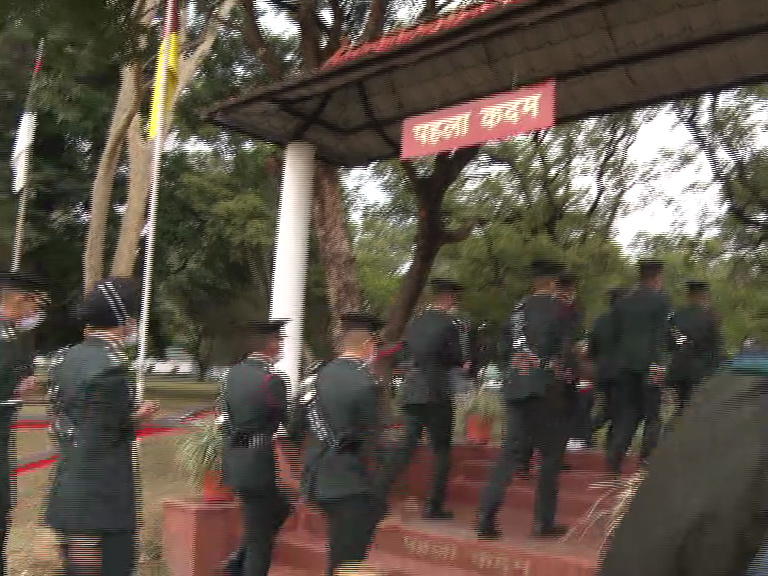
[269,141,316,395]
[10,187,30,273]
[135,0,175,405]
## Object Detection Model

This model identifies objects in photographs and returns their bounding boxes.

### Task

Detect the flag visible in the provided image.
[11,41,44,195]
[148,0,180,140]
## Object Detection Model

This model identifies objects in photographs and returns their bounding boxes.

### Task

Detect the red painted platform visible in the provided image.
[271,443,637,576]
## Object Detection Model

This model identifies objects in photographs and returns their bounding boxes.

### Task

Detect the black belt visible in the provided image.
[230,432,273,448]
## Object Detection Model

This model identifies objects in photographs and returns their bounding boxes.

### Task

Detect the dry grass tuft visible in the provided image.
[560,470,647,556]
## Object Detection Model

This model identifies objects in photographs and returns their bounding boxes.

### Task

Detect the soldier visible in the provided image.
[376,278,468,520]
[605,260,672,475]
[0,271,47,574]
[45,277,160,576]
[598,349,768,576]
[665,281,724,417]
[588,287,629,447]
[219,320,293,576]
[293,313,386,575]
[476,259,571,539]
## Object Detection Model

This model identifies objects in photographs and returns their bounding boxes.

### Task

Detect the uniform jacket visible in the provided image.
[219,356,287,493]
[45,336,137,532]
[500,294,568,402]
[608,287,673,374]
[301,357,381,502]
[589,311,621,383]
[599,357,768,576]
[666,304,725,384]
[0,318,25,515]
[399,309,464,405]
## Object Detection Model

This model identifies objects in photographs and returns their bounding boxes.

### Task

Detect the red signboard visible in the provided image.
[401,80,556,159]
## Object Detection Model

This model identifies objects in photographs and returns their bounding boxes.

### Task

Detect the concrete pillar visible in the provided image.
[269,141,316,395]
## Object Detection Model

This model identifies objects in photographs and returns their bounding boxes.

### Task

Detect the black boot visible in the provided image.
[476,517,502,540]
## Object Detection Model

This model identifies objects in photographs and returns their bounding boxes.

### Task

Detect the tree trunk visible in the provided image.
[110,116,153,277]
[82,64,143,291]
[312,162,362,344]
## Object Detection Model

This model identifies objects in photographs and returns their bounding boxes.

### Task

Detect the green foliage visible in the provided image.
[175,419,223,488]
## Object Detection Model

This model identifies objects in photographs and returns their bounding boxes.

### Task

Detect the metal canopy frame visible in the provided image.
[206,0,768,167]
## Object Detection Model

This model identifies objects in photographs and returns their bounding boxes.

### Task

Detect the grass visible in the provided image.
[9,385,216,576]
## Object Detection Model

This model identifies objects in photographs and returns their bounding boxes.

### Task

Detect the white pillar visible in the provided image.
[270,141,316,395]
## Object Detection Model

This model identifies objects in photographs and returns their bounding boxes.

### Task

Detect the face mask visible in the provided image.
[17,311,45,332]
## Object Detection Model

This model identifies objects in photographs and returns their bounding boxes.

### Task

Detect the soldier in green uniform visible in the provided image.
[598,350,768,576]
[588,287,629,447]
[605,260,672,475]
[476,259,571,539]
[45,277,160,576]
[665,281,724,417]
[219,319,293,576]
[293,313,386,575]
[376,279,468,520]
[0,271,48,575]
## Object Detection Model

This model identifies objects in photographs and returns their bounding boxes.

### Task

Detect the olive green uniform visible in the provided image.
[299,357,384,575]
[666,304,724,416]
[0,318,26,575]
[45,337,138,575]
[605,286,672,473]
[588,310,620,443]
[599,357,768,576]
[377,308,464,515]
[477,293,570,535]
[219,355,291,576]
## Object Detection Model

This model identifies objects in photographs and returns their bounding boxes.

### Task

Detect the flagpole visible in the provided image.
[10,188,30,273]
[135,0,176,406]
[10,40,44,273]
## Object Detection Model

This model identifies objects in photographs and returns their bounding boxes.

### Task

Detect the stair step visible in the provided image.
[275,531,484,575]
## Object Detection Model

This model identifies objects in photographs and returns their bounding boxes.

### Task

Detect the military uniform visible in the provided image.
[377,279,466,519]
[45,277,142,576]
[605,261,672,474]
[599,354,768,576]
[477,260,570,539]
[0,272,46,575]
[588,287,629,447]
[219,320,292,576]
[666,281,724,417]
[296,313,386,575]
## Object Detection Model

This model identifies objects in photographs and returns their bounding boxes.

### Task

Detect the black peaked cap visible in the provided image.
[429,278,464,294]
[638,259,664,274]
[529,259,565,278]
[0,271,47,292]
[686,280,710,293]
[78,276,140,328]
[340,312,383,333]
[244,319,289,335]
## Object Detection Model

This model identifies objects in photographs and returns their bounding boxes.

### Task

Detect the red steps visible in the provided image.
[275,531,485,575]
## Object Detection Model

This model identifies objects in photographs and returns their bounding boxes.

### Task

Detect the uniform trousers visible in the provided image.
[377,402,453,511]
[606,371,661,474]
[58,530,136,576]
[233,488,291,576]
[668,377,699,418]
[571,388,594,445]
[478,395,568,529]
[591,379,617,439]
[0,513,8,576]
[317,493,382,576]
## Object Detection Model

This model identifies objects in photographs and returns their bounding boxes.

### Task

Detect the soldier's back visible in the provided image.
[46,338,136,533]
[303,358,379,501]
[612,288,671,372]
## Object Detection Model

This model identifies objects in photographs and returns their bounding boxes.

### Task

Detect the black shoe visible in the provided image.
[422,507,454,520]
[532,524,569,538]
[561,462,572,471]
[476,521,502,540]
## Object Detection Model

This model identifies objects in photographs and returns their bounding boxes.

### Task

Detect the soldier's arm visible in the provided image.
[440,318,465,367]
[587,318,601,360]
[266,373,289,426]
[498,318,513,372]
[359,375,383,473]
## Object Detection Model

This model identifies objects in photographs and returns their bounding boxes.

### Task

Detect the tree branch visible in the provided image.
[238,0,284,80]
